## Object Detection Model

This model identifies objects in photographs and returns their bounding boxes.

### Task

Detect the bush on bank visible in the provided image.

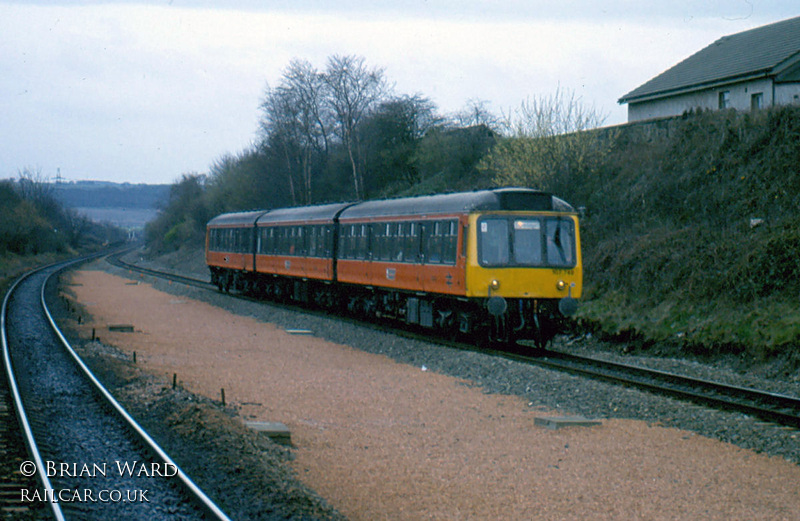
[572,106,800,362]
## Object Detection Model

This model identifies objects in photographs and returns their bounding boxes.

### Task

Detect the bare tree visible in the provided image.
[260,84,303,205]
[480,88,611,194]
[503,87,605,138]
[451,98,501,131]
[323,54,389,199]
[259,60,335,205]
[16,166,53,206]
[284,59,331,155]
[283,59,332,203]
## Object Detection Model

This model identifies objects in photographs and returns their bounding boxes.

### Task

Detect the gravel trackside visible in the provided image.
[53,253,800,521]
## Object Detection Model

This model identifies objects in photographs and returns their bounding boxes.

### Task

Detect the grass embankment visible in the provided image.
[574,107,800,366]
[0,252,71,298]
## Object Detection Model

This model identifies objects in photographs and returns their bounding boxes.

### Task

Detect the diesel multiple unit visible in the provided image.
[206,188,582,346]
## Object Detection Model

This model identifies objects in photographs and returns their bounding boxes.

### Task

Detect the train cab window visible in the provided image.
[479,216,576,267]
[513,219,543,265]
[545,219,575,266]
[479,218,510,265]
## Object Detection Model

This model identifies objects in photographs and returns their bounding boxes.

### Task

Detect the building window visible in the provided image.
[718,91,730,109]
[751,92,763,111]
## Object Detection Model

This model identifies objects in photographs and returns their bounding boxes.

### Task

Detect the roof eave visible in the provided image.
[618,70,773,105]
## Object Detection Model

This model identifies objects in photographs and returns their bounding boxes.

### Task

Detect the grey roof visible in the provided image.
[339,188,569,220]
[256,202,354,225]
[619,16,800,104]
[206,189,575,228]
[207,210,268,227]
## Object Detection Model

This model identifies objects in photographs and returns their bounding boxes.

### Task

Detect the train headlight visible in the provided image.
[556,280,567,292]
[489,279,501,291]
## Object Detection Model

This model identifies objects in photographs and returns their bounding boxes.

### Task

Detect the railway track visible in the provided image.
[107,251,800,431]
[1,255,231,520]
[0,348,43,519]
[497,348,800,429]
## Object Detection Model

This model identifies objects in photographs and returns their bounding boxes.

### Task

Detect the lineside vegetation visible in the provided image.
[146,53,800,365]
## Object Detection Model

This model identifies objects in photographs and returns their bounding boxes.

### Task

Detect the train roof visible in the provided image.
[256,202,354,225]
[206,210,268,227]
[206,189,575,228]
[339,188,574,220]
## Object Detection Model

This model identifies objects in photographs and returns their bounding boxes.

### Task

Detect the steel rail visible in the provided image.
[41,256,233,521]
[2,265,67,521]
[494,349,800,428]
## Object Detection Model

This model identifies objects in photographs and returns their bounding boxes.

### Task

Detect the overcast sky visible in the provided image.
[1,1,797,185]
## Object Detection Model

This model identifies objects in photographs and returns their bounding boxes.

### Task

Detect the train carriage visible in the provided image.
[334,188,582,345]
[336,197,468,295]
[253,202,352,303]
[206,210,268,292]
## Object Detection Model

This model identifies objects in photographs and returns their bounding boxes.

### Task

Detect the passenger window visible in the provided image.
[404,223,419,263]
[395,223,406,261]
[323,226,332,257]
[427,221,442,264]
[279,227,289,255]
[443,220,458,265]
[357,224,369,259]
[338,226,348,259]
[344,225,357,260]
[372,223,385,261]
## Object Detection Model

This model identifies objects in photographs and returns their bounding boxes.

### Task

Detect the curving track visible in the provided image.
[109,250,800,431]
[1,256,231,520]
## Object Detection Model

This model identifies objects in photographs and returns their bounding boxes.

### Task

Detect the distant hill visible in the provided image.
[52,180,170,230]
[52,180,169,209]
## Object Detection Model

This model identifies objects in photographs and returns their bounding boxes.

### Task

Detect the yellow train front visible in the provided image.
[463,201,582,345]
